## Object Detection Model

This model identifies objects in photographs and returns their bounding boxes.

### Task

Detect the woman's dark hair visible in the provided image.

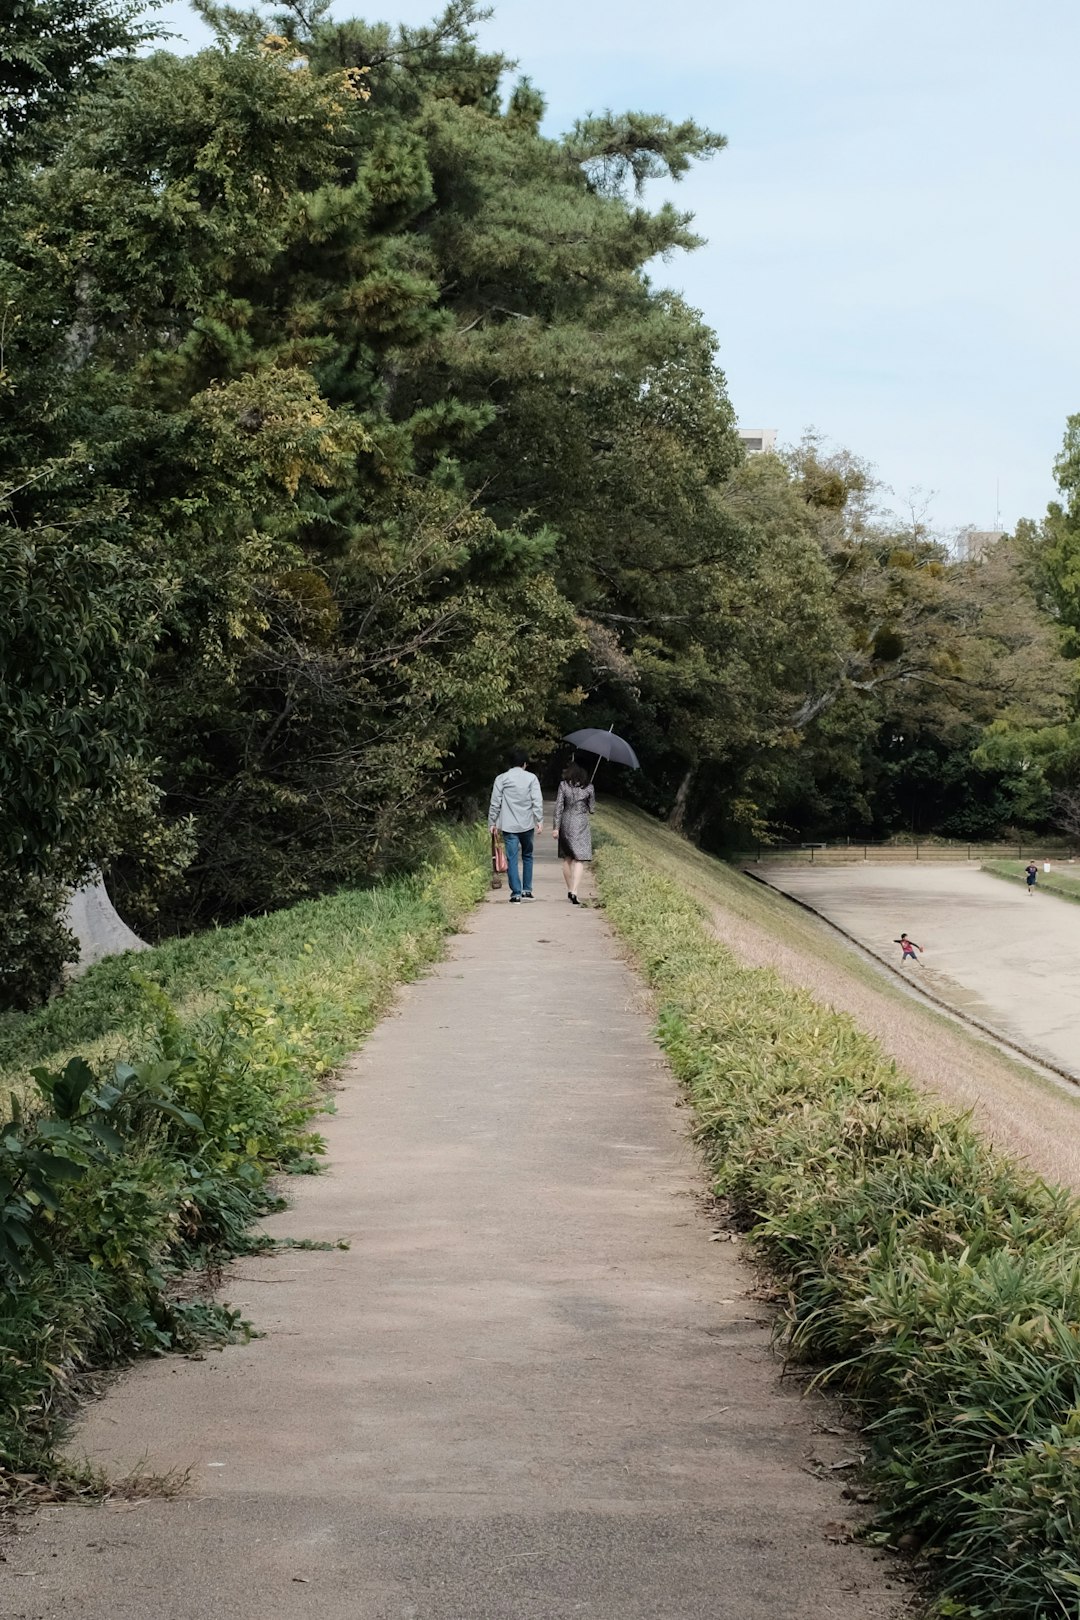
[563,762,589,788]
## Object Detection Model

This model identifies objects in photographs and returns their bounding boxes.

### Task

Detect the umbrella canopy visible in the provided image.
[563,728,640,770]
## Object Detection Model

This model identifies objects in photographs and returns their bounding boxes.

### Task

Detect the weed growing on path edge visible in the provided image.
[0,826,488,1491]
[595,826,1080,1620]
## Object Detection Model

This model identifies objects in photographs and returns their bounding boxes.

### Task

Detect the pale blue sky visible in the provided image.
[154,0,1080,534]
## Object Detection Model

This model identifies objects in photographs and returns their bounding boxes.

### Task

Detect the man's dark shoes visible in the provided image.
[509,893,521,903]
[522,891,534,899]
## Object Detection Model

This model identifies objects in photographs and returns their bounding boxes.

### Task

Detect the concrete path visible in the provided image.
[762,864,1080,1081]
[0,836,899,1620]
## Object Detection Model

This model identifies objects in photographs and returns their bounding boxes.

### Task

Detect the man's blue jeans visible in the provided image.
[502,828,534,896]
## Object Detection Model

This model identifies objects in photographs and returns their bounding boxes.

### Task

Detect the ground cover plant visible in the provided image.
[983,858,1080,906]
[0,827,486,1097]
[0,826,486,1489]
[596,815,1080,1620]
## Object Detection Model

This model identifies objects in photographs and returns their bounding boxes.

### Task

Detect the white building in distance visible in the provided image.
[738,428,777,455]
[958,528,1007,562]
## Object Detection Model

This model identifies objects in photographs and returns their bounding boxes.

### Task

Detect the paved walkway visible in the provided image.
[0,836,898,1620]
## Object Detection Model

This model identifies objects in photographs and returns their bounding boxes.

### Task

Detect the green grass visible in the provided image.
[0,824,488,1488]
[983,858,1080,906]
[0,825,488,1100]
[595,812,1080,1620]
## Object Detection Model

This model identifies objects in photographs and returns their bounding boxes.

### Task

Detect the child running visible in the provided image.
[1025,861,1039,894]
[894,933,923,965]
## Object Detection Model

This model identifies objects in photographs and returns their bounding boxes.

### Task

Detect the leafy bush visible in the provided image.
[0,871,77,1011]
[935,1422,1080,1616]
[596,829,1080,1620]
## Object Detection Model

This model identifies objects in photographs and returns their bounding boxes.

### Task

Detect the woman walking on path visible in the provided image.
[554,763,595,905]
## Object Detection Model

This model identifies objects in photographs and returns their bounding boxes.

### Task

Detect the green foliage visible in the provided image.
[723,439,1072,848]
[1027,414,1080,658]
[0,1,184,1004]
[4,14,594,934]
[0,872,76,1010]
[596,817,1080,1619]
[0,0,153,155]
[0,822,485,1478]
[1006,416,1080,836]
[0,482,172,1004]
[0,823,487,1093]
[0,1036,250,1474]
[566,110,727,195]
[0,497,157,875]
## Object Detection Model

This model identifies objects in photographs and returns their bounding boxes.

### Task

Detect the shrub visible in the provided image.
[0,871,76,1010]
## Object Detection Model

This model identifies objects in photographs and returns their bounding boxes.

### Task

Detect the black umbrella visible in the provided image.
[563,726,640,782]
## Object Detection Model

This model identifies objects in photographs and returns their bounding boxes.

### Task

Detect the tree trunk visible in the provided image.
[63,874,148,975]
[668,766,695,834]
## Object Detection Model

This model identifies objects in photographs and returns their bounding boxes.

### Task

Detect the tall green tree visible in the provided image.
[0,482,166,1003]
[997,414,1080,830]
[0,0,153,156]
[0,0,176,1005]
[753,440,1072,843]
[1025,415,1080,655]
[14,14,587,927]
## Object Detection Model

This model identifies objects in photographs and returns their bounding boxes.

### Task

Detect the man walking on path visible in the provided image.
[489,747,543,902]
[895,932,923,965]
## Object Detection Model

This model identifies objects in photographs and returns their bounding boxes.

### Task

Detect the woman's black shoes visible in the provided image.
[569,892,580,905]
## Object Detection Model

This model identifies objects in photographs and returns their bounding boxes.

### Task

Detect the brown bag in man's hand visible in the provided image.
[491,829,507,887]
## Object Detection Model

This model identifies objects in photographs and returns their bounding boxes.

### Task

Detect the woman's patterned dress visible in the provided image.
[554,782,595,860]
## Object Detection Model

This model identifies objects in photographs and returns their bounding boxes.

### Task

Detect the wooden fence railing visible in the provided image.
[735,842,1078,866]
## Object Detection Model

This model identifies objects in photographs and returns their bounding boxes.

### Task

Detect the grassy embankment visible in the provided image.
[0,827,487,1491]
[983,858,1080,905]
[608,806,1073,1114]
[595,809,1080,1620]
[603,803,932,996]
